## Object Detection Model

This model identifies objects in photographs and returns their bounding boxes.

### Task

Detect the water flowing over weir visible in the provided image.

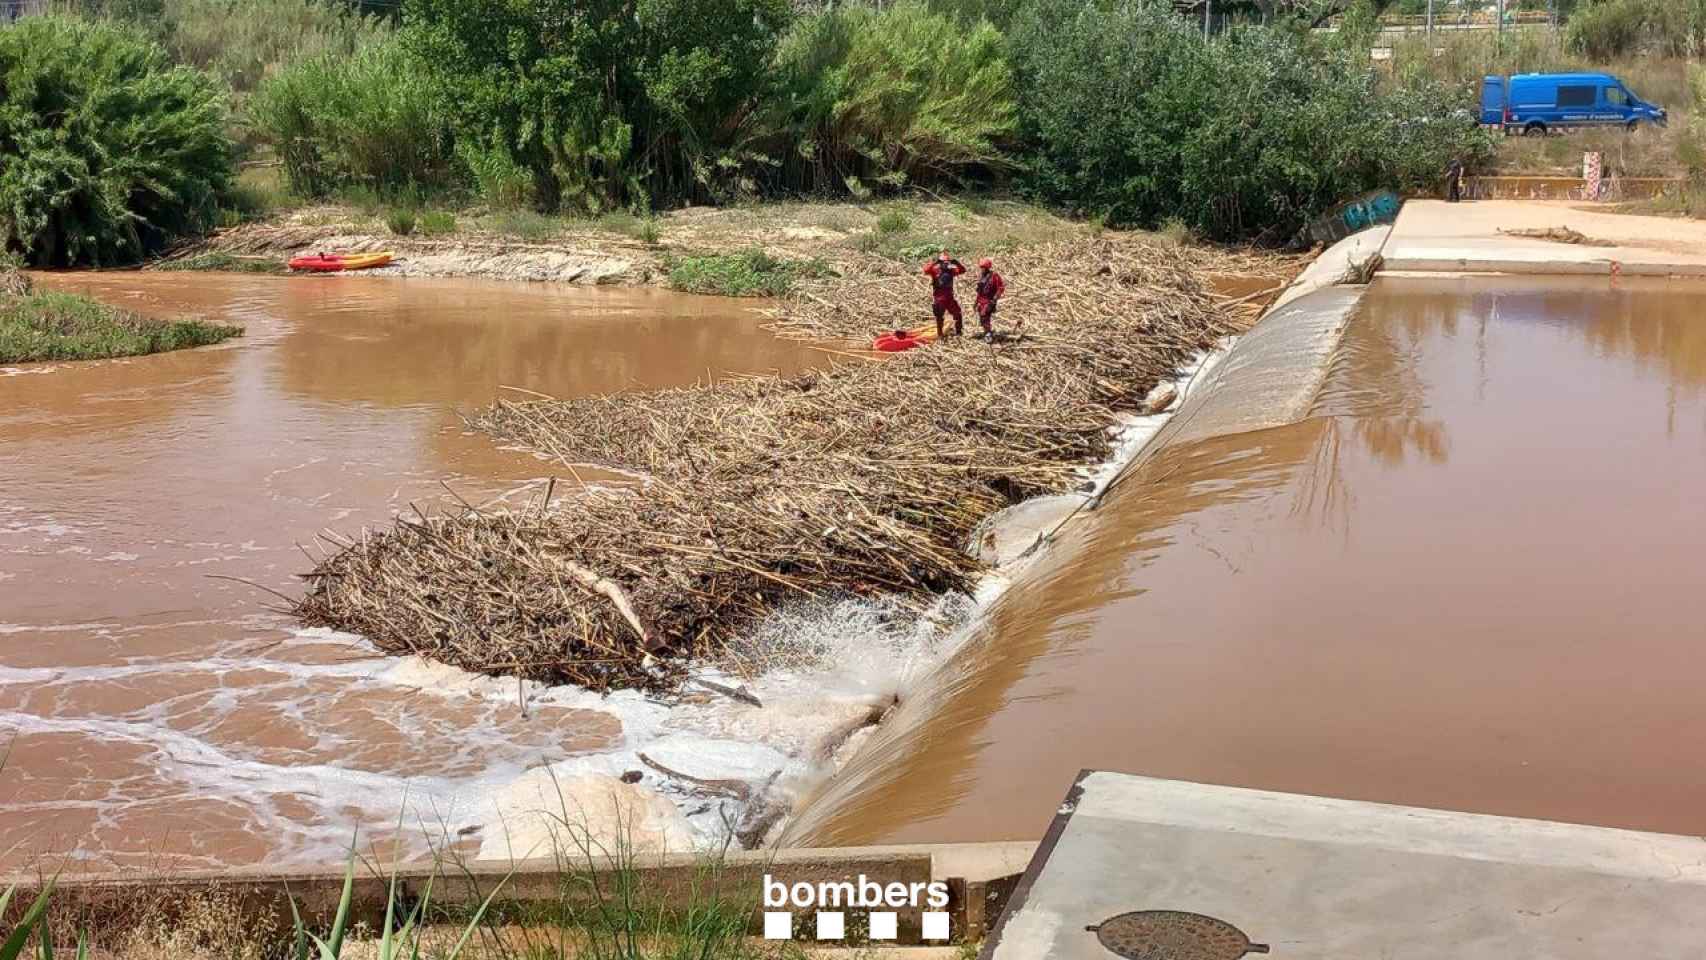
[0,273,820,870]
[787,275,1706,846]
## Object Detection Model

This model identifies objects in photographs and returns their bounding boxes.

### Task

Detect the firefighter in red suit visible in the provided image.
[974,257,1005,340]
[923,250,966,338]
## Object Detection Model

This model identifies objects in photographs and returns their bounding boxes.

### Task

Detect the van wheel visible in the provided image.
[1625,119,1640,133]
[1523,122,1547,137]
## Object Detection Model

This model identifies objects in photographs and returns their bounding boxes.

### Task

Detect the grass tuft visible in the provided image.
[418,210,458,236]
[385,208,418,237]
[663,249,831,297]
[486,211,560,242]
[1,291,242,363]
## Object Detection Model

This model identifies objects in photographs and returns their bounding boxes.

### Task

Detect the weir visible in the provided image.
[789,270,1706,852]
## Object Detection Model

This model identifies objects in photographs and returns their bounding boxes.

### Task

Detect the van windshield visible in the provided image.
[1606,87,1628,106]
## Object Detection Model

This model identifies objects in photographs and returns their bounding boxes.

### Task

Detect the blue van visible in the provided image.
[1480,72,1667,135]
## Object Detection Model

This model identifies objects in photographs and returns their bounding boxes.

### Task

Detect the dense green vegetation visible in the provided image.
[250,37,454,197]
[58,0,384,93]
[1565,0,1706,60]
[0,16,233,266]
[1011,0,1488,240]
[247,0,1478,241]
[2,0,1501,257]
[0,289,241,362]
[400,0,792,214]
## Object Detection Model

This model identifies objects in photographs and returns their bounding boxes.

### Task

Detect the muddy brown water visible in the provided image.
[792,275,1706,846]
[0,273,815,869]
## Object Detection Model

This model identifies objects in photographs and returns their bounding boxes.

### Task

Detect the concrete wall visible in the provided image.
[1464,175,1684,202]
[5,842,1036,947]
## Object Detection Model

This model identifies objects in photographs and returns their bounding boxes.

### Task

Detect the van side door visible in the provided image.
[1555,84,1596,125]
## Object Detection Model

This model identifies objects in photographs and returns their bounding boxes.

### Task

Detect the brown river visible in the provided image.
[0,273,814,869]
[7,270,1706,869]
[792,275,1706,846]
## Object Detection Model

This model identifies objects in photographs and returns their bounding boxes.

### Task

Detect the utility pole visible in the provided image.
[1426,0,1434,42]
[1203,0,1211,38]
[1497,0,1505,48]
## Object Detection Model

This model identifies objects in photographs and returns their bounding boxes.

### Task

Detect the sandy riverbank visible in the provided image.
[165,201,1103,286]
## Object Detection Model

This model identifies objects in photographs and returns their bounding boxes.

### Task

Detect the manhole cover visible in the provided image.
[1086,910,1269,960]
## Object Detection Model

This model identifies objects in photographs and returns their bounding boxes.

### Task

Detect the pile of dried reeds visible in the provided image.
[295,235,1281,691]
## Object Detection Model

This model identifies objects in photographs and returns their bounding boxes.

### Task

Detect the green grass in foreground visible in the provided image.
[155,251,289,274]
[664,248,832,297]
[0,291,242,363]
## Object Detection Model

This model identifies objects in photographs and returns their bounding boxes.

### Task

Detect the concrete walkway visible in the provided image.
[1383,198,1706,277]
[984,772,1706,959]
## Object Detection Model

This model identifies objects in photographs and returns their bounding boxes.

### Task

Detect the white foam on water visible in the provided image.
[0,343,1239,869]
[307,345,1238,860]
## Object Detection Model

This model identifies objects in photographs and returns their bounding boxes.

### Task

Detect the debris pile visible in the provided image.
[295,236,1281,691]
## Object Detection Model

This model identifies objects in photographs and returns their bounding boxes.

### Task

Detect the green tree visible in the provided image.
[0,16,233,265]
[1010,0,1489,241]
[401,0,791,212]
[770,2,1015,195]
[251,37,456,197]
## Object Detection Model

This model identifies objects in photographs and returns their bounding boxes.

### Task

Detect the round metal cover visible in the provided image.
[1085,910,1269,960]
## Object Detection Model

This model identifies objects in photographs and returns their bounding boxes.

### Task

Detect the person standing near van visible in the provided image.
[924,250,966,338]
[974,257,1005,340]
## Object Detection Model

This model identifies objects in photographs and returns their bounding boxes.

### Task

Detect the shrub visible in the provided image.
[158,0,386,94]
[1566,0,1706,60]
[459,140,535,210]
[251,37,457,198]
[385,208,417,236]
[877,208,913,234]
[664,248,830,296]
[417,210,457,235]
[0,16,233,266]
[1680,64,1706,186]
[486,210,559,241]
[770,2,1016,195]
[402,0,792,212]
[224,167,293,221]
[1009,0,1491,242]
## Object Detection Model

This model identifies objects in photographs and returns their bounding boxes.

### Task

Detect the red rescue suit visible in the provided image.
[975,269,1005,334]
[923,258,966,336]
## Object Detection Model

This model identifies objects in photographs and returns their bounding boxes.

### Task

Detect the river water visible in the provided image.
[791,275,1706,845]
[0,273,814,869]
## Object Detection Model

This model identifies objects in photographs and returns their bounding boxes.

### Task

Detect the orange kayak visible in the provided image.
[288,252,394,272]
[873,325,940,352]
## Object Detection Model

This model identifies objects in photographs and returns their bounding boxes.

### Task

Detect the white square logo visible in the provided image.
[816,911,845,940]
[869,911,898,940]
[922,911,951,941]
[763,912,792,940]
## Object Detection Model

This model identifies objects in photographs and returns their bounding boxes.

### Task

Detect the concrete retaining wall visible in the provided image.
[4,842,1036,947]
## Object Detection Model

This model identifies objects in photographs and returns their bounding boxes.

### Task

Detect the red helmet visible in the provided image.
[978,257,994,269]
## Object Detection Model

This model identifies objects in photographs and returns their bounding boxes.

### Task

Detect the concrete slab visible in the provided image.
[1384,199,1706,277]
[984,772,1706,959]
